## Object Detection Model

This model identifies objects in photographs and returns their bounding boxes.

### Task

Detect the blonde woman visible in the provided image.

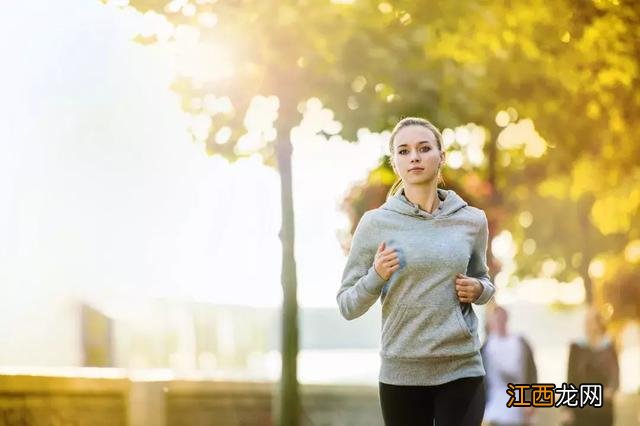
[337,117,495,425]
[561,306,619,426]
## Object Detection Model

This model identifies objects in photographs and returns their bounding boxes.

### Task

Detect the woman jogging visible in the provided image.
[337,117,496,425]
[561,306,619,426]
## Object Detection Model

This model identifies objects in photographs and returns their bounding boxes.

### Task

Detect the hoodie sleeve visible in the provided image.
[336,211,387,320]
[468,210,496,305]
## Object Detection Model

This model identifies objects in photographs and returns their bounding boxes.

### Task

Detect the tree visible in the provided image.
[341,0,640,313]
[426,0,640,305]
[110,3,640,420]
[109,1,465,423]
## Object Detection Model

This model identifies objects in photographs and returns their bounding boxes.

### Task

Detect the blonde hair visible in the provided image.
[386,117,445,200]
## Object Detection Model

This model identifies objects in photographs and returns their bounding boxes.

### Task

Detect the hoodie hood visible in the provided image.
[381,187,468,219]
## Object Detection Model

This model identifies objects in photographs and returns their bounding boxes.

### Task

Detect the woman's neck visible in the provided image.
[587,333,606,349]
[403,183,440,213]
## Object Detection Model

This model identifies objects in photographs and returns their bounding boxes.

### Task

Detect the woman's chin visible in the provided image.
[403,176,436,186]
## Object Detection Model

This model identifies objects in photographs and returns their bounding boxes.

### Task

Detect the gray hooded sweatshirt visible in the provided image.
[336,187,496,386]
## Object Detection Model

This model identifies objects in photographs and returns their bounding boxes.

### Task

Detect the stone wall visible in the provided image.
[0,374,129,425]
[0,371,637,425]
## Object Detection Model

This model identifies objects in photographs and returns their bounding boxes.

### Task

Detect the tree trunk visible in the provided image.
[275,121,300,426]
[485,130,500,279]
[578,195,594,304]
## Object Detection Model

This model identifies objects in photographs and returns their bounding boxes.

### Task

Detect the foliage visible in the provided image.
[339,0,639,310]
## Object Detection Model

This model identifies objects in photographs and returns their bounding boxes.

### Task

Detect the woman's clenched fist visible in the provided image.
[373,241,400,280]
[455,272,483,303]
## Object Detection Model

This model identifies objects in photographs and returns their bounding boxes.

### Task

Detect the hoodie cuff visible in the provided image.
[474,278,495,305]
[361,265,387,296]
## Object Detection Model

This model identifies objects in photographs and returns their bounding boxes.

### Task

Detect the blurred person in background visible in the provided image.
[337,117,496,425]
[560,306,619,426]
[480,305,537,426]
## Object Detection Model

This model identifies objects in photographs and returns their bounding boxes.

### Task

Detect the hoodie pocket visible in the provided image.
[381,304,408,345]
[455,303,473,338]
[381,303,475,359]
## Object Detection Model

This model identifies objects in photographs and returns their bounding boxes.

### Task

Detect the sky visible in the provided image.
[0,0,387,318]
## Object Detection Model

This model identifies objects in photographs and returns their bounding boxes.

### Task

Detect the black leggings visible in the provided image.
[379,376,485,426]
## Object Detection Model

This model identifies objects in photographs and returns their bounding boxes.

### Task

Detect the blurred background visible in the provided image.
[0,0,638,425]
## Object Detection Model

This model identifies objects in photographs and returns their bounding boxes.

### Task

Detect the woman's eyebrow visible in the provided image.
[396,141,431,148]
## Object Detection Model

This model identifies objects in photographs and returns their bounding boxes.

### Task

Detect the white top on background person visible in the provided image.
[481,306,537,425]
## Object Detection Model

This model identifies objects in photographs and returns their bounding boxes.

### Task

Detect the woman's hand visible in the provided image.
[604,386,615,401]
[559,407,575,425]
[373,241,399,281]
[455,273,483,303]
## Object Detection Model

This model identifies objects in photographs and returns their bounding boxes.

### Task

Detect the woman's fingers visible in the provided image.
[378,255,398,267]
[377,241,395,254]
[375,243,395,261]
[379,248,395,257]
[378,252,398,263]
[383,257,400,267]
[384,263,400,272]
[373,243,401,280]
[456,279,479,302]
[457,292,472,300]
[455,276,474,285]
[381,252,398,261]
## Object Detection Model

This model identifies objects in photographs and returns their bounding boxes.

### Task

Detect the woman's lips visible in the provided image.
[409,168,424,173]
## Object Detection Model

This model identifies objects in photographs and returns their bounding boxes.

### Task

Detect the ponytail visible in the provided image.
[386,178,403,200]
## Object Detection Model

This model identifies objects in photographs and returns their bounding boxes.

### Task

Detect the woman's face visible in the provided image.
[391,125,444,186]
[488,308,508,335]
[585,309,603,339]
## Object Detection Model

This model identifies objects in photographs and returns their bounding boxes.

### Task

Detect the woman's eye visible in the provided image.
[420,147,430,152]
[399,149,408,154]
